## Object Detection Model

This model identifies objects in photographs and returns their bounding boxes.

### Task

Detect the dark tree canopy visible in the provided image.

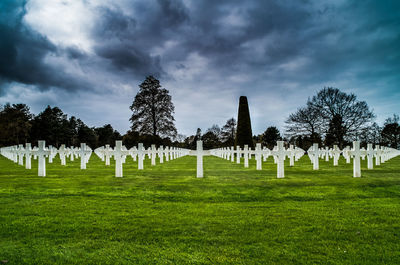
[221,118,236,146]
[262,126,282,149]
[381,114,400,149]
[235,96,253,148]
[95,124,122,147]
[286,87,375,148]
[31,106,68,147]
[0,103,122,148]
[0,103,32,146]
[130,76,177,138]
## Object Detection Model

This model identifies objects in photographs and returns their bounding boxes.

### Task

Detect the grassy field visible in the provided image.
[0,153,399,264]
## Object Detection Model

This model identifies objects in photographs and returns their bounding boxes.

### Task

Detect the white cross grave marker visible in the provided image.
[114,140,129,177]
[33,140,50,177]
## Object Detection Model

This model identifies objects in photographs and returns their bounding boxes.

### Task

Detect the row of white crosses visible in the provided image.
[0,141,92,176]
[1,140,399,179]
[208,141,306,178]
[94,141,190,177]
[307,141,400,177]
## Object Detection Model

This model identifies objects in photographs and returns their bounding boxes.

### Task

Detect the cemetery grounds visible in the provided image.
[0,154,399,264]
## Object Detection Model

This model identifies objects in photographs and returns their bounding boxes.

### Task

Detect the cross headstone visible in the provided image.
[366,143,375,169]
[324,147,330,162]
[164,146,169,162]
[114,140,129,177]
[255,143,262,170]
[243,145,249,168]
[23,143,32,169]
[271,141,288,178]
[33,140,50,177]
[158,146,164,163]
[195,140,206,178]
[150,145,157,166]
[236,146,241,164]
[103,144,113,166]
[308,143,321,170]
[288,145,295,167]
[349,141,365,178]
[331,145,341,166]
[137,143,145,170]
[374,145,381,166]
[17,144,24,166]
[59,144,67,165]
[79,143,91,169]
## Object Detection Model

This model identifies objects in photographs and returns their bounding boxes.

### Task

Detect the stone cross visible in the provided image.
[150,145,157,166]
[17,144,24,166]
[288,145,295,167]
[331,145,341,166]
[164,146,169,162]
[70,147,76,161]
[114,140,129,177]
[59,144,67,165]
[374,145,381,166]
[262,147,270,161]
[137,143,145,170]
[308,143,321,170]
[79,143,90,169]
[366,143,375,169]
[48,145,55,163]
[243,145,249,168]
[255,143,262,170]
[194,140,207,178]
[349,141,366,178]
[343,146,351,163]
[23,143,32,169]
[158,146,164,163]
[236,146,241,164]
[33,140,50,177]
[104,144,113,166]
[271,141,288,178]
[324,147,330,162]
[230,146,235,162]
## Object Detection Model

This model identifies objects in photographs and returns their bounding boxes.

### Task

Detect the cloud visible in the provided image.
[0,0,93,92]
[0,0,399,135]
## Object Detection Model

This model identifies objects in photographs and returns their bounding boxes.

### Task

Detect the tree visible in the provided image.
[76,119,97,148]
[324,114,345,147]
[31,105,68,147]
[381,114,400,149]
[201,125,222,149]
[130,76,177,138]
[221,118,236,146]
[235,96,253,148]
[0,103,33,146]
[95,124,122,147]
[285,106,323,140]
[262,126,282,149]
[286,87,375,147]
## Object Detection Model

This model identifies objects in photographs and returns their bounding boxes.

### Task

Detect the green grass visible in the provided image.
[1,154,400,264]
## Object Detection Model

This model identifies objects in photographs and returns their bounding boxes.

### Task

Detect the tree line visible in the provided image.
[285,87,399,150]
[1,76,398,150]
[0,104,122,148]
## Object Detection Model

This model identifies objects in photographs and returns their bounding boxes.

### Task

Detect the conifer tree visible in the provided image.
[235,96,253,148]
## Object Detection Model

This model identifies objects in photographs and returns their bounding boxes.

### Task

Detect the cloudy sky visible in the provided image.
[1,0,399,136]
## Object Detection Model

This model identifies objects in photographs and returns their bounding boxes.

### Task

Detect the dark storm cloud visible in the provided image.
[0,0,399,134]
[0,0,90,92]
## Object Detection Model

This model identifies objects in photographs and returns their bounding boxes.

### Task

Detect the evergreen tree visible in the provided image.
[0,103,33,146]
[130,76,177,138]
[95,124,122,147]
[262,126,282,149]
[235,96,253,148]
[221,118,236,146]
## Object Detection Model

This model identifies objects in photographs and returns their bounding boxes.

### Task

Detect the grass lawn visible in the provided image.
[0,154,400,264]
